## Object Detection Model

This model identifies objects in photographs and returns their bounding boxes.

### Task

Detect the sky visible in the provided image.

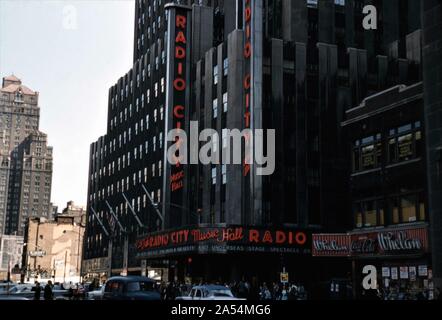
[0,0,135,210]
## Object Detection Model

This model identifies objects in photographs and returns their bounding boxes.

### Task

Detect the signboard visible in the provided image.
[312,234,351,257]
[418,265,428,277]
[29,250,46,258]
[400,266,409,279]
[136,225,311,259]
[382,267,390,278]
[312,226,428,258]
[391,267,399,280]
[280,272,289,284]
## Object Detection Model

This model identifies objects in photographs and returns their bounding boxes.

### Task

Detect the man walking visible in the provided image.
[33,282,42,300]
[44,280,54,300]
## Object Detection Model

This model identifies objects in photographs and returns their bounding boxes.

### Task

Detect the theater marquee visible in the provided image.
[136,226,311,259]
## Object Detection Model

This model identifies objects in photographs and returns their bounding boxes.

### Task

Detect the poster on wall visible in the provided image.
[409,267,417,281]
[418,265,428,277]
[384,278,390,288]
[382,267,390,278]
[391,267,399,280]
[400,267,409,279]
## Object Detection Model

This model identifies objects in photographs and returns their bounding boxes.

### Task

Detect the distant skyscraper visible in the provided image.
[0,75,53,236]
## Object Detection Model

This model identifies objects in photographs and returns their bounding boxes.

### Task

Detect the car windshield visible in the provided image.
[126,281,155,292]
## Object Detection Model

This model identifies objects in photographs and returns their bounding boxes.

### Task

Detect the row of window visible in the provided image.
[354,192,426,228]
[91,161,163,202]
[91,134,164,182]
[352,122,422,172]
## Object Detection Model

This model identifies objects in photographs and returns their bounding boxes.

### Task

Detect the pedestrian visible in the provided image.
[33,282,42,300]
[44,280,54,300]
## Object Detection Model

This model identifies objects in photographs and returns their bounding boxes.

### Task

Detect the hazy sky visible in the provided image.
[0,0,135,210]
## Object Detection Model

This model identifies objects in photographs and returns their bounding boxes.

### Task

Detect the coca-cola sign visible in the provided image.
[313,226,428,257]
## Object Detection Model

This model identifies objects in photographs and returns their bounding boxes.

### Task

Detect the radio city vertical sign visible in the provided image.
[164,4,192,225]
[243,0,252,178]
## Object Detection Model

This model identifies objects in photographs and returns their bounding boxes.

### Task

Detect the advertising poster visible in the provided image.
[382,267,390,278]
[400,267,409,279]
[409,266,417,281]
[391,267,399,280]
[418,265,428,277]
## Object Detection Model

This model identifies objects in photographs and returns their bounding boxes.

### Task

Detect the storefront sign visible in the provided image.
[136,225,311,259]
[312,225,428,258]
[312,234,351,257]
[28,250,46,257]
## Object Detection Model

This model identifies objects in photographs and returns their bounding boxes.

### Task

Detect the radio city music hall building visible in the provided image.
[83,0,429,290]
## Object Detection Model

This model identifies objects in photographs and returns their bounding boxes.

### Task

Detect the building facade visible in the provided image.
[422,0,442,290]
[84,0,429,290]
[0,75,53,236]
[57,201,86,226]
[0,235,23,282]
[22,216,84,284]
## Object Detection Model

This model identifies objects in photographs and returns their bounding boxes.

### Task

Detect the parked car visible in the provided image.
[86,285,105,300]
[102,276,161,301]
[176,285,246,301]
[4,283,69,300]
[5,284,34,299]
[0,283,15,295]
[0,295,30,300]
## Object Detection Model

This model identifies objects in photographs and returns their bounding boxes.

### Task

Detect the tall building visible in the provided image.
[422,0,442,289]
[0,75,53,236]
[83,0,426,288]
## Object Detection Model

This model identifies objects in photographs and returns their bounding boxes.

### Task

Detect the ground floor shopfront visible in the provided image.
[313,223,434,300]
[135,225,321,289]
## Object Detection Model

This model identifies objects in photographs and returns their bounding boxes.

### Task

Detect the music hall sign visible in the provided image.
[136,226,311,259]
[312,225,429,258]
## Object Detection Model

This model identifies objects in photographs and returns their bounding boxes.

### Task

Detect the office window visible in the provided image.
[223,92,228,112]
[213,65,219,85]
[388,122,422,164]
[352,134,382,172]
[213,99,218,119]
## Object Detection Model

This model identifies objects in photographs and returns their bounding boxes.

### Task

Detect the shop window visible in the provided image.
[364,201,377,227]
[401,195,417,223]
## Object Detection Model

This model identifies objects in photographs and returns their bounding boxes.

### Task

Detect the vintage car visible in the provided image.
[176,285,246,301]
[102,276,161,301]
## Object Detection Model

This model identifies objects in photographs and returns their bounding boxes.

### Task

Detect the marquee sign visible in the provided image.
[136,225,311,259]
[312,225,429,257]
[167,6,190,193]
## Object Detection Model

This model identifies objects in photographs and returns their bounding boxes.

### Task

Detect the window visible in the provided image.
[223,58,229,76]
[388,122,422,164]
[213,99,218,119]
[353,200,383,228]
[223,93,228,112]
[211,167,217,185]
[352,134,382,172]
[213,65,219,85]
